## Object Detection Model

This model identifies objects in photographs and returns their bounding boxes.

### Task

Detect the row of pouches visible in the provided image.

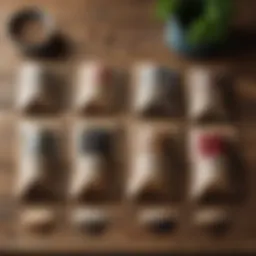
[16,124,236,203]
[16,61,232,120]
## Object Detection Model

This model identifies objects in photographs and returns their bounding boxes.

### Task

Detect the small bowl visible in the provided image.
[7,7,56,55]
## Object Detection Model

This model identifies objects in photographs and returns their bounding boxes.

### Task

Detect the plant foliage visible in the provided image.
[156,0,233,45]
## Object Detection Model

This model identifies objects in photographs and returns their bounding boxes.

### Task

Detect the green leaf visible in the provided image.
[206,0,232,23]
[156,0,180,21]
[186,0,233,45]
[187,18,210,45]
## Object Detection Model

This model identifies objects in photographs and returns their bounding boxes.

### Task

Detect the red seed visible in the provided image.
[199,134,224,157]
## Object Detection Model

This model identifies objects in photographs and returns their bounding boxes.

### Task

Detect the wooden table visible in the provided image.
[0,0,255,254]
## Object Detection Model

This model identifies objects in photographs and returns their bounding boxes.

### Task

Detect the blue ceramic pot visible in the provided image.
[165,17,220,57]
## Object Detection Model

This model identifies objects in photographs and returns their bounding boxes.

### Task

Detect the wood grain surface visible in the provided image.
[0,0,255,254]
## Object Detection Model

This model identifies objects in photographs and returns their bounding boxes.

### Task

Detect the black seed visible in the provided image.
[79,129,112,156]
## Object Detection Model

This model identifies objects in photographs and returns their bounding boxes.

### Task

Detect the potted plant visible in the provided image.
[156,0,233,57]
